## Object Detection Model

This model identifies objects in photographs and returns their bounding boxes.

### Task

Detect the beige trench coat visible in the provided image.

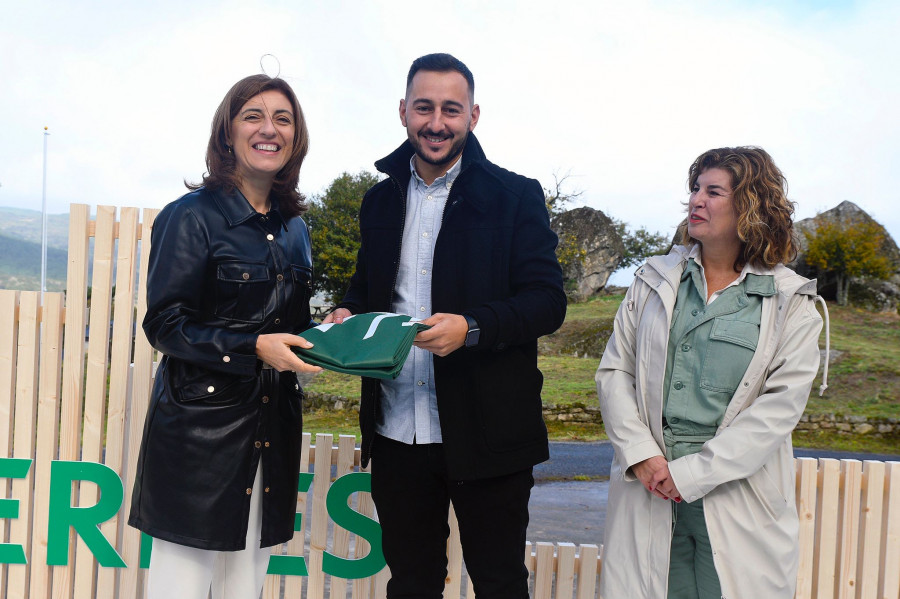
[596,246,823,599]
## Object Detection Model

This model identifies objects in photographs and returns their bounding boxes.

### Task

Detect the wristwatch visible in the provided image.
[463,314,480,348]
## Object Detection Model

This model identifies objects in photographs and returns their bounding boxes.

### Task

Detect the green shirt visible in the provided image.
[662,259,775,457]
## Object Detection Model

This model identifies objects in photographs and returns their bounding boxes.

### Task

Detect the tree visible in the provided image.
[544,170,582,218]
[544,171,587,272]
[612,219,670,269]
[804,219,893,306]
[306,171,381,303]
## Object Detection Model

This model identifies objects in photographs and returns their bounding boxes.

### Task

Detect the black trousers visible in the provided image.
[370,434,534,599]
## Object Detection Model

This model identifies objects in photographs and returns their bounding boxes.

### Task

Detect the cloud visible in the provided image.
[0,0,897,252]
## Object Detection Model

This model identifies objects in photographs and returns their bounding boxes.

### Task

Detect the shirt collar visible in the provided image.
[409,154,463,191]
[685,244,775,297]
[212,187,288,231]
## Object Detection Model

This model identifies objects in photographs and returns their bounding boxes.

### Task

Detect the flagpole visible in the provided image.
[41,126,49,295]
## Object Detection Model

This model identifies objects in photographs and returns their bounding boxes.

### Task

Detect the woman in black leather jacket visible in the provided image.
[128,74,321,599]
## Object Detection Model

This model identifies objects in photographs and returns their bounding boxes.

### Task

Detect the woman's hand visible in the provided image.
[255,333,323,373]
[632,456,682,502]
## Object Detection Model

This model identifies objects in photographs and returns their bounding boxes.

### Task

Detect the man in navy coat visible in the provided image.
[326,52,566,598]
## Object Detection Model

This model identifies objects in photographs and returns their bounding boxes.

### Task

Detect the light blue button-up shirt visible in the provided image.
[375,156,462,444]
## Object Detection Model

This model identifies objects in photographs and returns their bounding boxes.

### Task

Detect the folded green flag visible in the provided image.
[293,312,431,379]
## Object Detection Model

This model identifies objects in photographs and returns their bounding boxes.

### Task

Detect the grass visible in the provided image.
[304,295,899,453]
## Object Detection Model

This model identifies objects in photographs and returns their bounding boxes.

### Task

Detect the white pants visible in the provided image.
[146,463,270,599]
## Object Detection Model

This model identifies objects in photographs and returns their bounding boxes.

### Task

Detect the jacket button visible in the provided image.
[207,386,215,393]
[254,441,262,448]
[276,274,284,281]
[264,442,270,448]
[222,355,231,363]
[673,382,684,390]
[691,309,699,316]
[246,488,252,495]
[264,487,270,493]
[266,234,275,241]
[262,396,270,403]
[242,272,250,280]
[274,318,281,324]
[682,344,690,352]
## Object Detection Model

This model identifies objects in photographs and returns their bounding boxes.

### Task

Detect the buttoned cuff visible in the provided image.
[668,456,704,503]
[621,440,666,482]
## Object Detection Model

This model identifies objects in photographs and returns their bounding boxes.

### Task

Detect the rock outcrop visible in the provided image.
[792,201,900,312]
[551,207,624,301]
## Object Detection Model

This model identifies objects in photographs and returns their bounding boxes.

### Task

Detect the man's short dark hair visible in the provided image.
[406,53,475,100]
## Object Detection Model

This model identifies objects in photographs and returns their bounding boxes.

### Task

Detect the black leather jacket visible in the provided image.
[129,186,313,550]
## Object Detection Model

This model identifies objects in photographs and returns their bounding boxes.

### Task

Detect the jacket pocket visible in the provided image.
[476,348,547,452]
[744,464,789,519]
[279,371,304,422]
[288,264,313,326]
[214,261,272,323]
[700,318,759,393]
[167,359,259,405]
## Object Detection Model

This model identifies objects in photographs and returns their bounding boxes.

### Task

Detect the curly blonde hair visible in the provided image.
[679,146,798,271]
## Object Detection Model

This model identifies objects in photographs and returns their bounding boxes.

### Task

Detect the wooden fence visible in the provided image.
[0,203,897,599]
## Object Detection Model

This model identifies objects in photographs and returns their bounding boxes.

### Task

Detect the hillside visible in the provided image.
[0,207,69,249]
[0,232,68,291]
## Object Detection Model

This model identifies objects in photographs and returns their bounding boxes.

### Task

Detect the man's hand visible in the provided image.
[414,313,468,357]
[255,333,323,373]
[631,455,681,502]
[322,307,353,324]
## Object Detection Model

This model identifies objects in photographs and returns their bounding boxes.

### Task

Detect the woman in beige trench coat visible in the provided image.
[596,147,825,599]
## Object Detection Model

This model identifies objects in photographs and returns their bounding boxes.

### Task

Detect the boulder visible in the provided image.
[551,207,624,301]
[792,201,900,312]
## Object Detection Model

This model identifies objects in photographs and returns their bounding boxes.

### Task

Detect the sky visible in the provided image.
[1,0,898,284]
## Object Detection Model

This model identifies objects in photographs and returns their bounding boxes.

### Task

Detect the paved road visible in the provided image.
[526,441,900,546]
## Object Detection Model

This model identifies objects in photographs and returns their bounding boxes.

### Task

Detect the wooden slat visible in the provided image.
[329,435,356,599]
[291,432,313,599]
[95,206,139,597]
[54,203,91,599]
[307,434,333,599]
[533,542,554,599]
[74,205,118,598]
[0,290,19,597]
[857,461,886,599]
[352,459,374,599]
[28,293,65,599]
[445,503,464,599]
[118,207,158,599]
[880,462,900,599]
[8,292,41,598]
[373,564,389,599]
[814,459,841,599]
[0,290,18,455]
[104,208,139,587]
[576,544,599,599]
[795,457,818,599]
[556,542,576,598]
[837,460,862,599]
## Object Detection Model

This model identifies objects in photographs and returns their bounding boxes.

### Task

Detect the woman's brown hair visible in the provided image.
[679,146,798,271]
[187,74,310,218]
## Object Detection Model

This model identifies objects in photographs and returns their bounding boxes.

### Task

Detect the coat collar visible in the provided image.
[374,133,490,212]
[210,187,288,231]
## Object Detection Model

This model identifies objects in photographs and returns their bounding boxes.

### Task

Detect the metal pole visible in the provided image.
[41,126,49,295]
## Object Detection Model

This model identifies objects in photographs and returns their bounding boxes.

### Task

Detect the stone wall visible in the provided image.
[305,392,900,438]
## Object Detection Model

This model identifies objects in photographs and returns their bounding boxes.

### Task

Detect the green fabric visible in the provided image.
[668,496,722,599]
[662,259,773,438]
[293,313,430,379]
